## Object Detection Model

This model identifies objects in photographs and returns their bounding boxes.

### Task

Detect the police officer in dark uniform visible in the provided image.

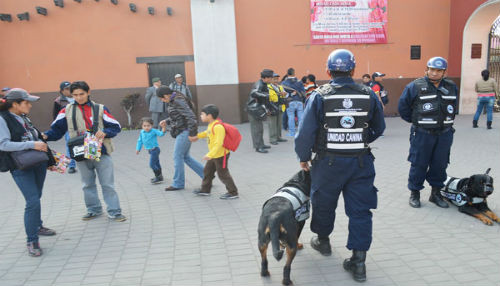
[398,57,458,209]
[295,49,385,282]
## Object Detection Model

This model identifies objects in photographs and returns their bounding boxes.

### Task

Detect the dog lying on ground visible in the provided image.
[257,170,311,285]
[441,168,500,225]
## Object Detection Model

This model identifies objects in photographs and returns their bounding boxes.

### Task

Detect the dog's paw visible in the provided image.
[297,243,304,250]
[260,270,270,277]
[480,217,493,225]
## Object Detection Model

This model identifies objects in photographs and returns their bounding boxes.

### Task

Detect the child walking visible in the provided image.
[189,104,239,199]
[136,117,166,184]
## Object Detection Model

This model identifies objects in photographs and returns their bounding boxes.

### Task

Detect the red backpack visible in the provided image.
[211,120,242,167]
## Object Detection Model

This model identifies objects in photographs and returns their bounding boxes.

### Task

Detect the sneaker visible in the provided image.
[193,189,210,196]
[81,212,102,221]
[219,193,239,200]
[108,214,127,222]
[27,242,42,257]
[151,176,162,184]
[67,167,76,174]
[38,226,56,236]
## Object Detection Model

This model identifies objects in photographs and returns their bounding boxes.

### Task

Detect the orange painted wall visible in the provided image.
[234,0,451,82]
[0,0,195,92]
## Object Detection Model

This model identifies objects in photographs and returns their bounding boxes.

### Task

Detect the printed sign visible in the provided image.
[310,0,388,45]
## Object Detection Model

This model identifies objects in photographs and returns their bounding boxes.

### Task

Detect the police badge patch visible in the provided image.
[447,105,454,114]
[340,116,355,128]
[423,103,433,111]
[343,98,353,109]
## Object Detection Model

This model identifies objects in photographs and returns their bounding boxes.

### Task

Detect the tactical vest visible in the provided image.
[411,78,457,129]
[440,177,485,207]
[316,83,371,155]
[266,186,310,222]
[66,102,114,154]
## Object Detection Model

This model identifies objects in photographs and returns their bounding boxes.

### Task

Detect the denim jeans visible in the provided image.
[172,130,204,188]
[64,132,76,169]
[76,155,122,216]
[473,96,495,122]
[287,101,304,136]
[148,147,161,171]
[11,162,47,242]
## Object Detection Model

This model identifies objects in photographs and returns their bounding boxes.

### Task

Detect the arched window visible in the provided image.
[487,16,500,85]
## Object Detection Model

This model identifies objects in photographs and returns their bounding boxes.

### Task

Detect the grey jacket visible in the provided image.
[167,94,198,137]
[145,86,166,113]
[169,82,192,99]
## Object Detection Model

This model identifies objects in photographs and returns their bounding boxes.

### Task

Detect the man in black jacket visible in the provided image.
[247,69,273,153]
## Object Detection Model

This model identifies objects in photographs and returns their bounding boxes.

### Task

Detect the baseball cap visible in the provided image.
[4,88,40,102]
[174,74,183,78]
[60,81,71,90]
[372,72,385,78]
[152,77,161,83]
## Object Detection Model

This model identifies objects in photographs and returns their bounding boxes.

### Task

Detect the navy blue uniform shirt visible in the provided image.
[295,77,386,162]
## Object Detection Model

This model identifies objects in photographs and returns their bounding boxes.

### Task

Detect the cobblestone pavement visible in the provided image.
[1,114,499,286]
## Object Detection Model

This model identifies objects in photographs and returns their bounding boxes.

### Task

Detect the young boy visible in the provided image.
[189,104,239,199]
[136,117,166,184]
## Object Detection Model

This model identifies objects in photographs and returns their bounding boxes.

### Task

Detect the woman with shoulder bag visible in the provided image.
[0,88,56,257]
[473,69,499,129]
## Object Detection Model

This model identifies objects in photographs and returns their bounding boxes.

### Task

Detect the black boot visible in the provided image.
[310,236,331,256]
[487,121,492,129]
[429,187,448,208]
[343,250,367,282]
[409,190,420,208]
[473,120,478,128]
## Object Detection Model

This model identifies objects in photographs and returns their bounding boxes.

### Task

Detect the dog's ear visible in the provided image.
[485,168,491,175]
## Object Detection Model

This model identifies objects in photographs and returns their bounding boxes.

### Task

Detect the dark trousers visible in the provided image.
[201,154,238,195]
[148,147,161,171]
[407,128,454,191]
[310,155,377,251]
[11,162,47,243]
[248,113,264,149]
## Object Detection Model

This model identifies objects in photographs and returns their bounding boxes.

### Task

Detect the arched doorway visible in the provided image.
[460,0,500,114]
[488,16,500,85]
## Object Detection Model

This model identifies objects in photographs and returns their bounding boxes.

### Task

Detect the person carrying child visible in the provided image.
[136,117,166,184]
[189,104,239,199]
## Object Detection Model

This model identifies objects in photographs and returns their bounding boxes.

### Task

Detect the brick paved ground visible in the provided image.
[1,114,499,286]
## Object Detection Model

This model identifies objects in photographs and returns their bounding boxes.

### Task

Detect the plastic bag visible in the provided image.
[84,133,102,161]
[49,151,71,173]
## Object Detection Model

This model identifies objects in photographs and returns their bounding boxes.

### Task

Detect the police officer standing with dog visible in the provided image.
[398,57,458,209]
[295,49,385,282]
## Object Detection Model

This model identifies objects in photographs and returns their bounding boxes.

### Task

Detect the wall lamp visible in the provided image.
[0,14,12,22]
[54,0,64,8]
[129,3,137,12]
[166,7,173,16]
[148,7,154,15]
[17,12,30,21]
[111,0,118,5]
[36,7,48,16]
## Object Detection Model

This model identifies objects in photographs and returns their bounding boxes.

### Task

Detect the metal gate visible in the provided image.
[488,17,500,87]
[147,62,185,87]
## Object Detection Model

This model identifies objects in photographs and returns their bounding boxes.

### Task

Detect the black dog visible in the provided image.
[441,168,499,225]
[257,170,311,285]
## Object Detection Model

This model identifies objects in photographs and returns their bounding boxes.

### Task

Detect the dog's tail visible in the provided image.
[269,214,284,261]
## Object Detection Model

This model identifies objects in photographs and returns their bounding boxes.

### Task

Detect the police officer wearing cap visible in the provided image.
[295,49,385,282]
[398,57,458,209]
